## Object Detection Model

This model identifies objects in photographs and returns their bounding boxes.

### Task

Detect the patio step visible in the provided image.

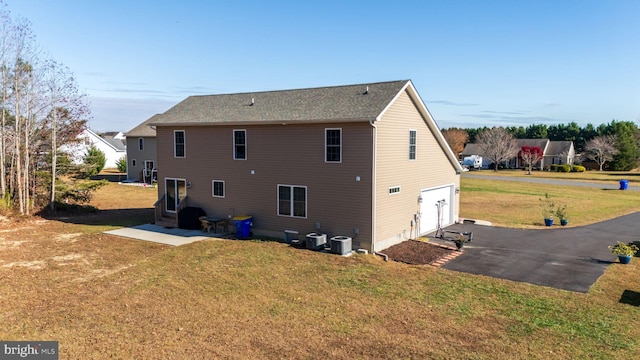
[155,216,177,228]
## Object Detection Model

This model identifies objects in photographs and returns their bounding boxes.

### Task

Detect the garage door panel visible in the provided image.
[420,186,453,235]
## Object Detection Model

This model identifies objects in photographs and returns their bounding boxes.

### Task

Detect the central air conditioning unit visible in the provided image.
[305,233,326,250]
[330,236,352,255]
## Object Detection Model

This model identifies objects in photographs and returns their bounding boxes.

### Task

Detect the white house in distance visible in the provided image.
[61,129,127,169]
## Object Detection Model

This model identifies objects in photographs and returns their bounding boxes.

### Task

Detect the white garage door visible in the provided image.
[420,185,454,236]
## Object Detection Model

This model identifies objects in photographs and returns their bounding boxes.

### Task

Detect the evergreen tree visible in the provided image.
[610,121,640,171]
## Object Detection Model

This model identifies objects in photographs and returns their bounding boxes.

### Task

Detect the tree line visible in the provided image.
[442,120,640,171]
[1,2,90,214]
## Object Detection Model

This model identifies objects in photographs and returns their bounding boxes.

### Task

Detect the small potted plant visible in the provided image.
[540,193,555,226]
[555,204,568,226]
[452,233,472,251]
[608,241,639,264]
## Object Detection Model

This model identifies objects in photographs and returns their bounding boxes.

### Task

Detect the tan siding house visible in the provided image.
[150,80,462,252]
[125,115,159,183]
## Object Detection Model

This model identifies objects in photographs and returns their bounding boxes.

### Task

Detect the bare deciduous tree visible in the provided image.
[584,135,618,171]
[476,127,519,171]
[0,6,89,214]
[44,59,89,210]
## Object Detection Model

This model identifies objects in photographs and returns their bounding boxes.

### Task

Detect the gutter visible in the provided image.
[370,118,377,254]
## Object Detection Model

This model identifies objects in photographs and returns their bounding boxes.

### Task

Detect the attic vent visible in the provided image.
[363,86,369,95]
[250,97,254,106]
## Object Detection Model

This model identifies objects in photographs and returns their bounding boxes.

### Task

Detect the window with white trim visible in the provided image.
[325,128,341,162]
[174,130,185,158]
[234,130,246,160]
[389,186,401,195]
[409,130,417,160]
[138,138,144,151]
[212,180,225,198]
[278,185,307,218]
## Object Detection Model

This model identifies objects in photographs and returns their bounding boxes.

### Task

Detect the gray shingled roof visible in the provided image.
[546,140,572,155]
[149,80,410,126]
[104,137,126,151]
[125,114,159,137]
[517,139,549,149]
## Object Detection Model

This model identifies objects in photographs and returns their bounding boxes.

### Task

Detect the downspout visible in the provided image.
[370,118,377,254]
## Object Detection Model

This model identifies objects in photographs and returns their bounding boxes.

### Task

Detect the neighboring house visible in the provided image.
[544,140,575,166]
[61,129,127,169]
[125,115,158,183]
[461,139,575,169]
[101,131,126,142]
[149,80,462,253]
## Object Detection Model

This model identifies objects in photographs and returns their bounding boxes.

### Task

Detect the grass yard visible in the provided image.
[460,174,640,228]
[1,181,640,359]
[468,169,640,184]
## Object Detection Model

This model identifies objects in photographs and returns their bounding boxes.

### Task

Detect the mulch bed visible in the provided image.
[381,240,455,265]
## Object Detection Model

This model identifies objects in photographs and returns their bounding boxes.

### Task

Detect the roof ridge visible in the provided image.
[186,80,410,98]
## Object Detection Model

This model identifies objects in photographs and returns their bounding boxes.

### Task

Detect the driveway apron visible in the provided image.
[430,212,640,292]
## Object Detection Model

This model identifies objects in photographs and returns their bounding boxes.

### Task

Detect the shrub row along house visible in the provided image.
[128,80,462,253]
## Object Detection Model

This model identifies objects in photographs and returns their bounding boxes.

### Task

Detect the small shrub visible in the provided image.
[559,164,571,172]
[82,146,106,178]
[56,179,108,204]
[540,193,555,219]
[116,155,127,173]
[550,164,559,172]
[571,165,586,172]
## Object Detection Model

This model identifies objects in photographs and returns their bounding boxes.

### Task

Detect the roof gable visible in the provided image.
[545,141,573,155]
[126,114,159,137]
[150,80,410,126]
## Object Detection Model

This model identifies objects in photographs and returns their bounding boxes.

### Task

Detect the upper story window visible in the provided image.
[234,130,246,160]
[138,138,144,151]
[409,130,417,160]
[325,128,342,163]
[174,130,185,158]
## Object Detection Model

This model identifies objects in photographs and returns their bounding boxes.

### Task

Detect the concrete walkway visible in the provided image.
[430,212,640,292]
[104,224,223,246]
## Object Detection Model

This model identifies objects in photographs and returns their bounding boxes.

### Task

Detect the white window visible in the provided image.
[325,128,342,163]
[389,186,401,195]
[174,130,185,158]
[138,138,144,151]
[409,130,417,160]
[234,130,246,160]
[212,180,225,198]
[278,185,307,218]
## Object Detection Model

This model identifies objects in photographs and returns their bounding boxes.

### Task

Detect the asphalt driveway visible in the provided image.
[429,212,640,292]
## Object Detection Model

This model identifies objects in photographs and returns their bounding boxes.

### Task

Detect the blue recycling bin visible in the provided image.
[619,179,629,190]
[233,216,252,239]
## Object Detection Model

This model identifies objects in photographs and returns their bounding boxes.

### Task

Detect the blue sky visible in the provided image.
[8,0,640,132]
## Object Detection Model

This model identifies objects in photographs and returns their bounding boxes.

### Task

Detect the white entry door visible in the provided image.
[419,185,454,235]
